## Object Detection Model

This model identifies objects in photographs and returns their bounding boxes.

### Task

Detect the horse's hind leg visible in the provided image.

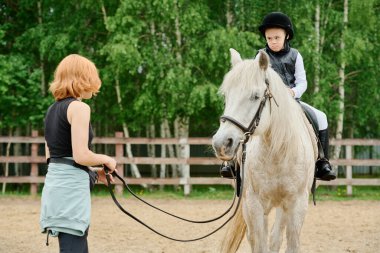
[269,207,286,253]
[285,192,309,253]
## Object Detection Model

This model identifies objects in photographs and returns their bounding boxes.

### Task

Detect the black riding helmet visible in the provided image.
[258,12,294,40]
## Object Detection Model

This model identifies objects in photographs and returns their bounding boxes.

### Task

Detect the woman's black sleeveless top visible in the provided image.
[44,97,93,158]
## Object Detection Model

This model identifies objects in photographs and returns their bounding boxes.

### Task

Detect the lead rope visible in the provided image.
[103,156,245,242]
[107,170,237,224]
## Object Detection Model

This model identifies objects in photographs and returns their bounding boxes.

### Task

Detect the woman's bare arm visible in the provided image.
[67,101,116,172]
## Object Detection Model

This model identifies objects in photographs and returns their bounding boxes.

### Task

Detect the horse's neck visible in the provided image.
[261,99,306,162]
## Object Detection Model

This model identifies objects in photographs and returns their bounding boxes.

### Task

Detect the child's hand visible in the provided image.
[288,88,295,97]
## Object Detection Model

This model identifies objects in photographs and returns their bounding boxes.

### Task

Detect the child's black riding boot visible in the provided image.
[220,161,236,179]
[315,129,336,181]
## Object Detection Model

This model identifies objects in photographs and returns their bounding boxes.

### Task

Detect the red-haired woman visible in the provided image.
[40,54,117,252]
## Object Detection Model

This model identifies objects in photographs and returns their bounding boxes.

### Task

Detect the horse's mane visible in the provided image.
[220,59,262,96]
[220,58,309,163]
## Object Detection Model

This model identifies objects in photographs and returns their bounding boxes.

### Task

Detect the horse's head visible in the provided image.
[212,48,272,161]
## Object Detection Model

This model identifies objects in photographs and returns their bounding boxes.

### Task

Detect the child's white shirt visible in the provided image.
[293,52,307,99]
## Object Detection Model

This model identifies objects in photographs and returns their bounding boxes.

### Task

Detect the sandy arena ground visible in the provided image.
[0,196,379,253]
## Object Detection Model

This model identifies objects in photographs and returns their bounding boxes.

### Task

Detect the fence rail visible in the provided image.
[0,131,379,196]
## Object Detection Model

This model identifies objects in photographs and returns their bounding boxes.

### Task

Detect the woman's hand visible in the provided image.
[97,156,117,185]
[97,169,116,186]
[104,157,117,173]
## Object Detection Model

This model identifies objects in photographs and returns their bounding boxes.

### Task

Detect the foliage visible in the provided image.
[0,0,379,138]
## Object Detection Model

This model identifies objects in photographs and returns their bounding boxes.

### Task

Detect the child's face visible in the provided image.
[265,28,287,52]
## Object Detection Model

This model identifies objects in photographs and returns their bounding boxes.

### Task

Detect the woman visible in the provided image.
[40,54,117,252]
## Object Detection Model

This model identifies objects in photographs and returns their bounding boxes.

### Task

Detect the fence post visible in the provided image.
[346,145,353,196]
[115,132,124,195]
[30,130,39,196]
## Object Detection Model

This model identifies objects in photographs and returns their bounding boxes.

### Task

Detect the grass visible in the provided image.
[314,185,380,201]
[1,184,379,201]
[92,184,236,200]
[94,185,380,201]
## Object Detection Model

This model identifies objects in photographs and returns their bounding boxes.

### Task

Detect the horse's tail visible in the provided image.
[220,202,246,253]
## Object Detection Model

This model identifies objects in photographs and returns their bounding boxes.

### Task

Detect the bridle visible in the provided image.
[220,78,278,143]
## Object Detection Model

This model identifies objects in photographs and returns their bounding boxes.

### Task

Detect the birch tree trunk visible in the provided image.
[100,1,143,180]
[149,16,179,182]
[2,129,12,194]
[147,122,157,178]
[163,119,177,177]
[174,2,182,63]
[173,0,190,194]
[159,121,167,190]
[174,117,190,195]
[115,78,143,179]
[313,1,321,94]
[226,0,233,28]
[14,128,21,176]
[37,0,46,96]
[333,0,348,163]
[173,119,179,178]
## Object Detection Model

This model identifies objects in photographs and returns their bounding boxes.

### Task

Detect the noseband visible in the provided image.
[220,77,277,143]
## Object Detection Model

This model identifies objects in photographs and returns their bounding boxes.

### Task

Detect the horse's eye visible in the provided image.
[250,93,260,101]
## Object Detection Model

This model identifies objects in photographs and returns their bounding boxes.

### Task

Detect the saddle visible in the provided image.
[300,103,319,137]
[300,103,326,160]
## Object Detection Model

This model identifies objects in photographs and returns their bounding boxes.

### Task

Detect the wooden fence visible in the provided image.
[0,131,379,196]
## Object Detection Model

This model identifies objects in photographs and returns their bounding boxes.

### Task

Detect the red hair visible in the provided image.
[49,54,101,100]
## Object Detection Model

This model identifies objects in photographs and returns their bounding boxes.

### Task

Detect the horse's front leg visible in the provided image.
[284,191,309,253]
[245,187,268,253]
[242,195,255,250]
[269,207,286,253]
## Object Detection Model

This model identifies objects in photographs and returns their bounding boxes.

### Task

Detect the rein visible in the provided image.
[107,170,237,223]
[104,165,244,242]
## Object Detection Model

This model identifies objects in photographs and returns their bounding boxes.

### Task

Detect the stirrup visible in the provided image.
[219,162,235,179]
[315,159,336,181]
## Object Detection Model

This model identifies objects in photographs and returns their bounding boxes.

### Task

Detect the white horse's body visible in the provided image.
[212,49,318,253]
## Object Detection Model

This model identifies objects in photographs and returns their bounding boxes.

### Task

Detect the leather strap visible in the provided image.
[48,157,89,172]
[103,165,244,242]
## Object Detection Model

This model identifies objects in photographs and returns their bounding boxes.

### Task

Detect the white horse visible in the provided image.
[212,49,318,253]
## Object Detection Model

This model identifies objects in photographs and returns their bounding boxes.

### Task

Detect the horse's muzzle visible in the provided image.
[212,133,240,161]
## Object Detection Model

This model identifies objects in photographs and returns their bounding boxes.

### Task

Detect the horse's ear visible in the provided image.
[230,48,242,67]
[258,50,269,71]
